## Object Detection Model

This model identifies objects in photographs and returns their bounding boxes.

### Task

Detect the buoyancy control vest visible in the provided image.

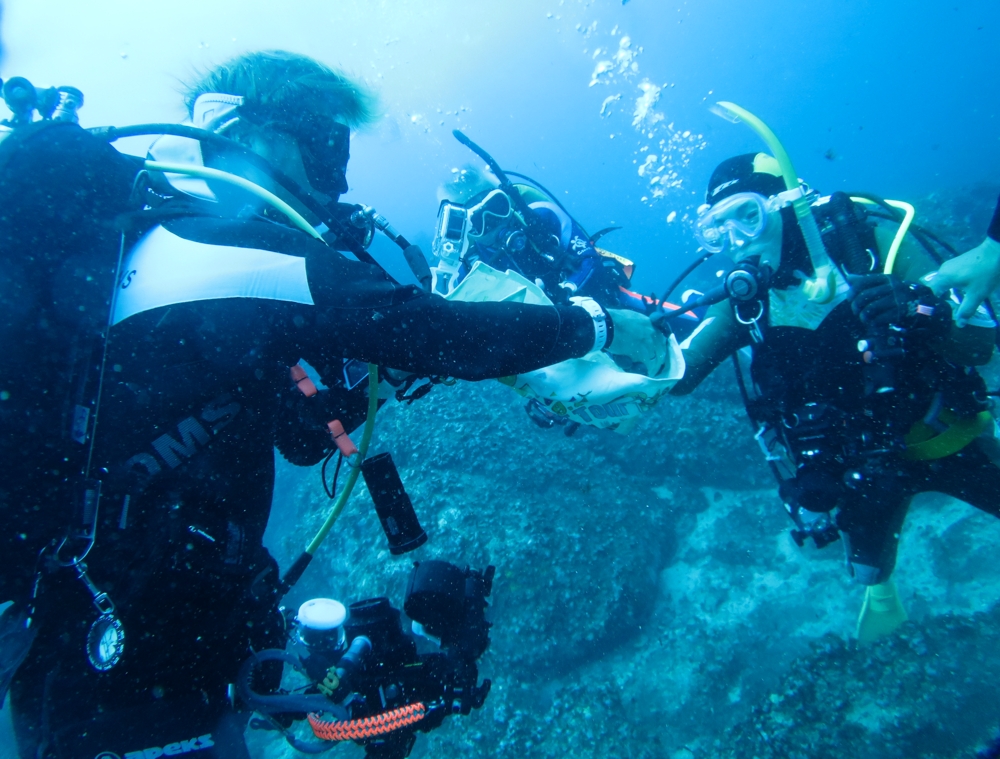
[0,119,146,689]
[733,194,991,502]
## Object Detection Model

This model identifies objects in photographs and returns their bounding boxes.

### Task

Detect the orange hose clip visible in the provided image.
[290,364,318,397]
[327,419,359,459]
[308,702,427,742]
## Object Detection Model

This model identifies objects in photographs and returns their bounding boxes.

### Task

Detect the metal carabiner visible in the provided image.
[734,299,764,326]
[75,562,116,615]
[54,534,93,568]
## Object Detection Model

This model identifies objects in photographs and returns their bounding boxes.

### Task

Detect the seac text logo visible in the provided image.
[113,733,215,759]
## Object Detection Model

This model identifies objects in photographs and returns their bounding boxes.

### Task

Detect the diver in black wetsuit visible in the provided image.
[666,144,999,641]
[0,52,667,759]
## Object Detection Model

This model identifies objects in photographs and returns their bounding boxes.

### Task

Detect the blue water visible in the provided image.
[3,0,997,295]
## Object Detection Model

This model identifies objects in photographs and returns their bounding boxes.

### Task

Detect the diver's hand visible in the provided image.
[923,237,1000,327]
[847,274,950,336]
[605,309,669,376]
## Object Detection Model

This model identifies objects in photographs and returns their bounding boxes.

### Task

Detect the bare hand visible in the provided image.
[605,309,669,376]
[923,238,1000,326]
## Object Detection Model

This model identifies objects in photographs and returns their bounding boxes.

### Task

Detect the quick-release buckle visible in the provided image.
[290,364,318,397]
[767,184,814,212]
[75,562,115,615]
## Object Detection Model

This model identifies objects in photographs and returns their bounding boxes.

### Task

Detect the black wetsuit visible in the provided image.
[0,124,597,758]
[989,192,1000,243]
[746,298,1000,585]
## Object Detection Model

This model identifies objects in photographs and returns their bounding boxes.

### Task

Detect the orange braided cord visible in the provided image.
[308,702,427,741]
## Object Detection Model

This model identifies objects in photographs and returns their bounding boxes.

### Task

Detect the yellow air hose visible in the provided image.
[306,363,380,555]
[144,160,380,585]
[850,197,915,275]
[143,161,325,241]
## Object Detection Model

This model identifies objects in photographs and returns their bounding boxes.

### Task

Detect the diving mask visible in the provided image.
[266,116,351,197]
[467,189,517,243]
[432,189,527,269]
[694,192,774,254]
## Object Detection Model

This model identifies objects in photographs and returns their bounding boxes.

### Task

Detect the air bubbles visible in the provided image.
[637,154,658,177]
[599,94,621,117]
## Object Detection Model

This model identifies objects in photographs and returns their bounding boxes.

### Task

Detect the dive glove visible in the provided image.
[847,274,951,336]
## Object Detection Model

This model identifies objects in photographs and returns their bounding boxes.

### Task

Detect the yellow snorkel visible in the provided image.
[711,102,840,303]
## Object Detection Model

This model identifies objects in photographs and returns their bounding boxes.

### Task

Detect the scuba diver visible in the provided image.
[0,52,668,759]
[431,135,702,331]
[432,162,635,307]
[663,102,999,643]
[429,133,698,433]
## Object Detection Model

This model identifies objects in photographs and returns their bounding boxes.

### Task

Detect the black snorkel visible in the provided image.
[503,170,573,217]
[452,130,531,216]
[589,225,623,245]
[451,130,566,260]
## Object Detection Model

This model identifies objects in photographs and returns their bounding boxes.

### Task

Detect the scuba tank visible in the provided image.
[1,77,84,131]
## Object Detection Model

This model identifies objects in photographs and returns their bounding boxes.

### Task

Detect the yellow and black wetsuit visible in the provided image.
[671,200,998,586]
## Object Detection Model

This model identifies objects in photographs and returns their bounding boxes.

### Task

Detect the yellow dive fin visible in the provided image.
[856,579,908,644]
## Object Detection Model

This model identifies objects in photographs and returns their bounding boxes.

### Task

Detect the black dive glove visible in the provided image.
[847,274,952,336]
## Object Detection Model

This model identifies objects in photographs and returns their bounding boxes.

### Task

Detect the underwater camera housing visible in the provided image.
[404,559,494,662]
[241,560,494,758]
